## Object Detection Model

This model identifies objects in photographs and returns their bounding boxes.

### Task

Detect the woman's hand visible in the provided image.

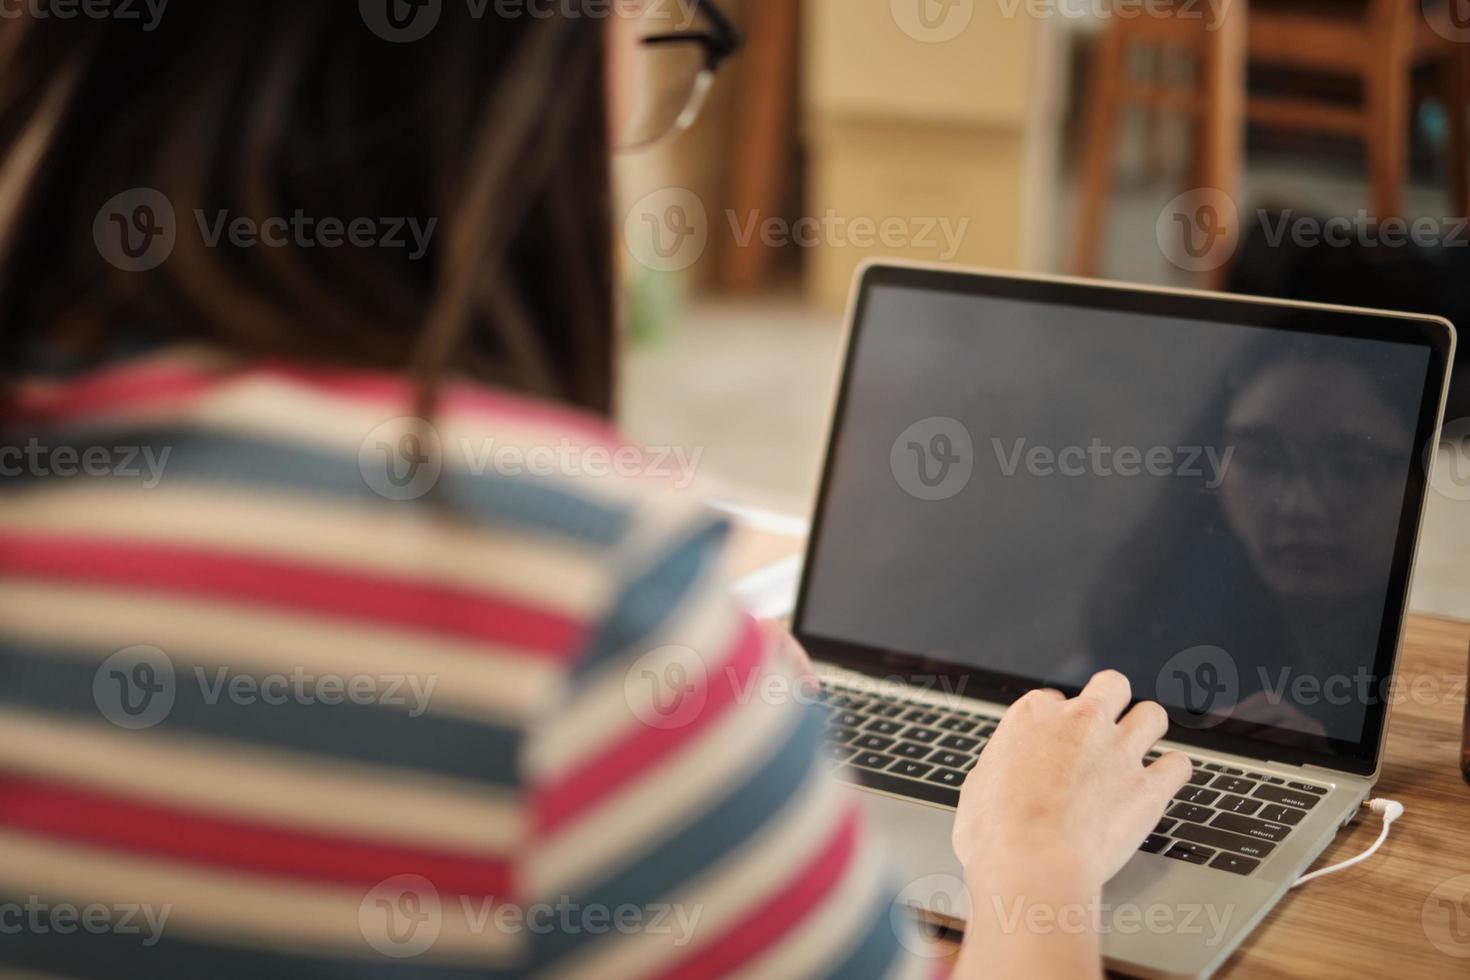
[950,670,1191,978]
[954,669,1190,888]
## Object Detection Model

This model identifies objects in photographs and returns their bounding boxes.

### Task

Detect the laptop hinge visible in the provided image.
[1298,762,1372,785]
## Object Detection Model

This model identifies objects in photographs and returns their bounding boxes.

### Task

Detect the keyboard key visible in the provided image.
[1165,841,1215,864]
[1189,770,1212,786]
[1210,812,1292,842]
[825,744,857,762]
[834,712,864,729]
[1140,834,1170,854]
[1168,803,1213,823]
[904,726,942,744]
[853,751,897,771]
[1172,821,1276,859]
[1219,766,1244,775]
[938,716,977,733]
[871,703,906,719]
[889,760,933,780]
[1154,817,1178,835]
[975,723,997,736]
[903,710,942,725]
[867,719,905,736]
[893,741,931,760]
[928,749,970,769]
[1256,804,1306,826]
[1217,794,1262,815]
[835,766,958,807]
[1287,781,1328,795]
[1252,784,1319,810]
[1209,853,1261,876]
[1245,772,1266,781]
[1211,776,1255,795]
[855,734,896,752]
[937,734,981,752]
[1174,786,1220,806]
[1203,763,1225,772]
[828,726,860,745]
[1262,776,1286,785]
[926,767,966,788]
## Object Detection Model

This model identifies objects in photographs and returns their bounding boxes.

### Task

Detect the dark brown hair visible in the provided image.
[0,2,615,416]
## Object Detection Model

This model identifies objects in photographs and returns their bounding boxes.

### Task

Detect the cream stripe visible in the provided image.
[529,663,807,895]
[527,563,745,778]
[0,483,611,619]
[544,772,849,980]
[0,829,518,962]
[727,825,892,980]
[0,711,521,853]
[29,371,677,509]
[0,581,559,725]
[191,379,656,507]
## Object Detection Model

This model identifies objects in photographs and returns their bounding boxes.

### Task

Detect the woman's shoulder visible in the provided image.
[8,344,724,631]
[5,348,731,710]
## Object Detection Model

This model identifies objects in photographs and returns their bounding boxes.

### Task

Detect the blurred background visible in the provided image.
[615,0,1470,618]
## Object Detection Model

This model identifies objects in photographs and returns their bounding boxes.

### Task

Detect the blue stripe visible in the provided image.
[0,639,522,788]
[532,705,826,966]
[0,907,520,980]
[0,425,634,548]
[573,515,730,678]
[820,886,908,980]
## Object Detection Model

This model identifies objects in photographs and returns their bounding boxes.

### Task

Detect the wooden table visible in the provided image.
[725,528,1470,978]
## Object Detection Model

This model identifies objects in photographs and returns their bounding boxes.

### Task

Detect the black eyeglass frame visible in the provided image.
[639,0,743,74]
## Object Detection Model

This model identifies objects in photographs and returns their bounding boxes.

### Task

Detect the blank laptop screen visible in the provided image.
[797,280,1436,759]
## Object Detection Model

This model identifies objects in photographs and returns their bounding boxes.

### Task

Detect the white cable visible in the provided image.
[1290,798,1404,888]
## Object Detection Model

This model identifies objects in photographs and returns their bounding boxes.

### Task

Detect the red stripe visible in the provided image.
[534,616,766,833]
[0,773,513,896]
[0,532,583,659]
[651,806,863,980]
[13,366,220,425]
[14,360,617,443]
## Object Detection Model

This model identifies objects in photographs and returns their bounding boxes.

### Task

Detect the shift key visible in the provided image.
[1251,783,1319,810]
[1172,821,1277,859]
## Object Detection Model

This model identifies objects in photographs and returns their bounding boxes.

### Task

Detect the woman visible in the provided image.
[0,3,1188,977]
[1086,337,1423,742]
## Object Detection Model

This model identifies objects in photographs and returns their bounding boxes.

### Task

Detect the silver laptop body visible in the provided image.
[792,262,1456,979]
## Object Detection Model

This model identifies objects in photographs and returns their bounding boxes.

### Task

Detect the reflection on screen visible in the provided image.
[799,285,1432,748]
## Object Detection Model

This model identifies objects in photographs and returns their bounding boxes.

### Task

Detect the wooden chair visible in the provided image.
[1074,0,1470,283]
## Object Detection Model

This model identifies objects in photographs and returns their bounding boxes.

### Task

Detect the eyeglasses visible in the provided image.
[618,0,742,151]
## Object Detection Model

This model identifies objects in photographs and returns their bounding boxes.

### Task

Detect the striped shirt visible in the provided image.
[0,348,927,978]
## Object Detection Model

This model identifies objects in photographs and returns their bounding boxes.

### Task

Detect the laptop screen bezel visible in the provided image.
[791,263,1454,778]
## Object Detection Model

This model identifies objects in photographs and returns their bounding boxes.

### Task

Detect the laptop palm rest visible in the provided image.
[855,788,1280,978]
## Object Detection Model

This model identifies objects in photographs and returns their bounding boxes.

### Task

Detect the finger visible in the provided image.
[1142,751,1193,806]
[1011,687,1070,708]
[1075,669,1132,721]
[996,687,1065,733]
[1117,700,1170,758]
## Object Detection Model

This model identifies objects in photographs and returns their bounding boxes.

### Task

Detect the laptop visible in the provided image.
[793,262,1456,978]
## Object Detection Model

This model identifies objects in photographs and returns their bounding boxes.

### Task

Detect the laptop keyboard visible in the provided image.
[818,679,1329,877]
